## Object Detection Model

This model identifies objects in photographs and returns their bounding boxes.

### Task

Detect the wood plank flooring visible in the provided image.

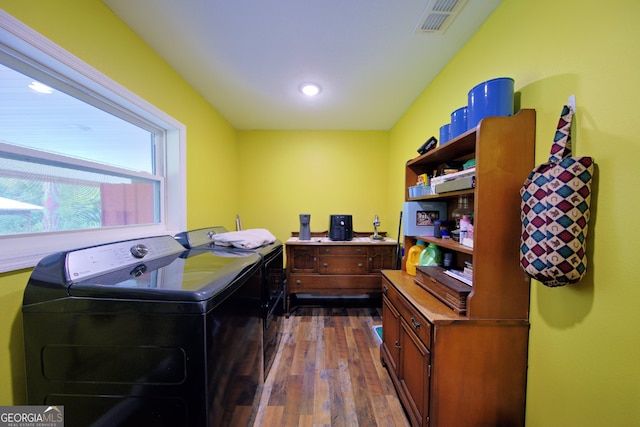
[253,306,410,427]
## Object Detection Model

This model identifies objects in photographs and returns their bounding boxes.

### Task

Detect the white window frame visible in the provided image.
[0,10,186,273]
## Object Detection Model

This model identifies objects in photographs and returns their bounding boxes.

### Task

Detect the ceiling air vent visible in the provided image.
[414,0,468,34]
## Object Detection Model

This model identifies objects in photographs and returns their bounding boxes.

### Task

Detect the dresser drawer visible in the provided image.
[382,278,402,311]
[318,255,368,274]
[382,278,431,348]
[290,274,380,291]
[319,246,366,256]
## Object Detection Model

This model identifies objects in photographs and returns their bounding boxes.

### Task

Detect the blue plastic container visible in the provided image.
[467,77,514,130]
[450,106,468,138]
[439,123,451,145]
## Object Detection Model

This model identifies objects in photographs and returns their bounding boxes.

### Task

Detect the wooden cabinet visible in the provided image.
[382,272,530,427]
[285,238,397,314]
[382,280,431,426]
[381,110,535,426]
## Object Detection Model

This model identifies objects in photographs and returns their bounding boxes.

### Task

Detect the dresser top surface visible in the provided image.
[286,237,397,246]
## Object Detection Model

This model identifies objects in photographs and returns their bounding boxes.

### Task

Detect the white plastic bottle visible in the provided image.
[459,214,471,242]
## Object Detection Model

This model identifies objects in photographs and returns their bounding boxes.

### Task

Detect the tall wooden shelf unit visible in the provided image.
[381,109,536,427]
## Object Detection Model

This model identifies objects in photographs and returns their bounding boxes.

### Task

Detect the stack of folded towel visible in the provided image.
[208,228,276,249]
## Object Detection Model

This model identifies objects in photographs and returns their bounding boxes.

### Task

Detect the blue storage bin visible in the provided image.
[439,123,451,145]
[450,106,468,138]
[467,77,514,130]
[408,185,432,198]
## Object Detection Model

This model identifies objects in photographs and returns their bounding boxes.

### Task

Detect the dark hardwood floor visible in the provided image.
[253,305,410,427]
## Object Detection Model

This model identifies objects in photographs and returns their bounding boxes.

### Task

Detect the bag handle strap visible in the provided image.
[549,104,574,162]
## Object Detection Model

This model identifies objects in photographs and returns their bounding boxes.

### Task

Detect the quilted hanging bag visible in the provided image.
[519,105,594,287]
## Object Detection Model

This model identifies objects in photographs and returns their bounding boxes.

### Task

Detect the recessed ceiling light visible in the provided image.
[28,81,53,94]
[299,82,321,97]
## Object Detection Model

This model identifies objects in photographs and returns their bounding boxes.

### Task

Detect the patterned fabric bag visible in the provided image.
[519,105,594,287]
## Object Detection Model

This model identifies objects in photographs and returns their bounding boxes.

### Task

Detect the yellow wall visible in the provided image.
[236,130,390,241]
[0,0,240,404]
[389,0,640,425]
[0,269,30,405]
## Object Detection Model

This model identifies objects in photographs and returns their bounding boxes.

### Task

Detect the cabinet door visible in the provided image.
[289,247,317,272]
[369,246,395,272]
[399,317,430,427]
[381,294,400,373]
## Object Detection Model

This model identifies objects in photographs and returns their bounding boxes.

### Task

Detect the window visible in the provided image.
[0,11,186,272]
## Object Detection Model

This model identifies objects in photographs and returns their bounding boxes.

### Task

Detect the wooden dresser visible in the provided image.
[285,235,397,315]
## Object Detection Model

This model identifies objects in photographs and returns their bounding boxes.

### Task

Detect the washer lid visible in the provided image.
[174,226,228,249]
[67,249,261,302]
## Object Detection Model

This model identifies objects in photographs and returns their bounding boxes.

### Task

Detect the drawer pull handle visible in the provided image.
[296,280,301,285]
[323,263,328,267]
[394,340,401,349]
[411,316,421,329]
[357,263,363,268]
[383,285,388,294]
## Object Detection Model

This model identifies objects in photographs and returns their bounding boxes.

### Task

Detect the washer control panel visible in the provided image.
[65,235,185,282]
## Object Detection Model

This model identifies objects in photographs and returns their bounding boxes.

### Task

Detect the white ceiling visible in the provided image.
[101,0,501,130]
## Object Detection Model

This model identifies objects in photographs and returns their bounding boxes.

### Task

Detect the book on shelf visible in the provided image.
[433,175,475,194]
[430,167,476,186]
[444,269,473,286]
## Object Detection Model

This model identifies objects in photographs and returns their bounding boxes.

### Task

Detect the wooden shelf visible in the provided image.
[383,109,536,427]
[402,108,536,320]
[417,236,473,255]
[407,188,475,202]
[406,128,476,168]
